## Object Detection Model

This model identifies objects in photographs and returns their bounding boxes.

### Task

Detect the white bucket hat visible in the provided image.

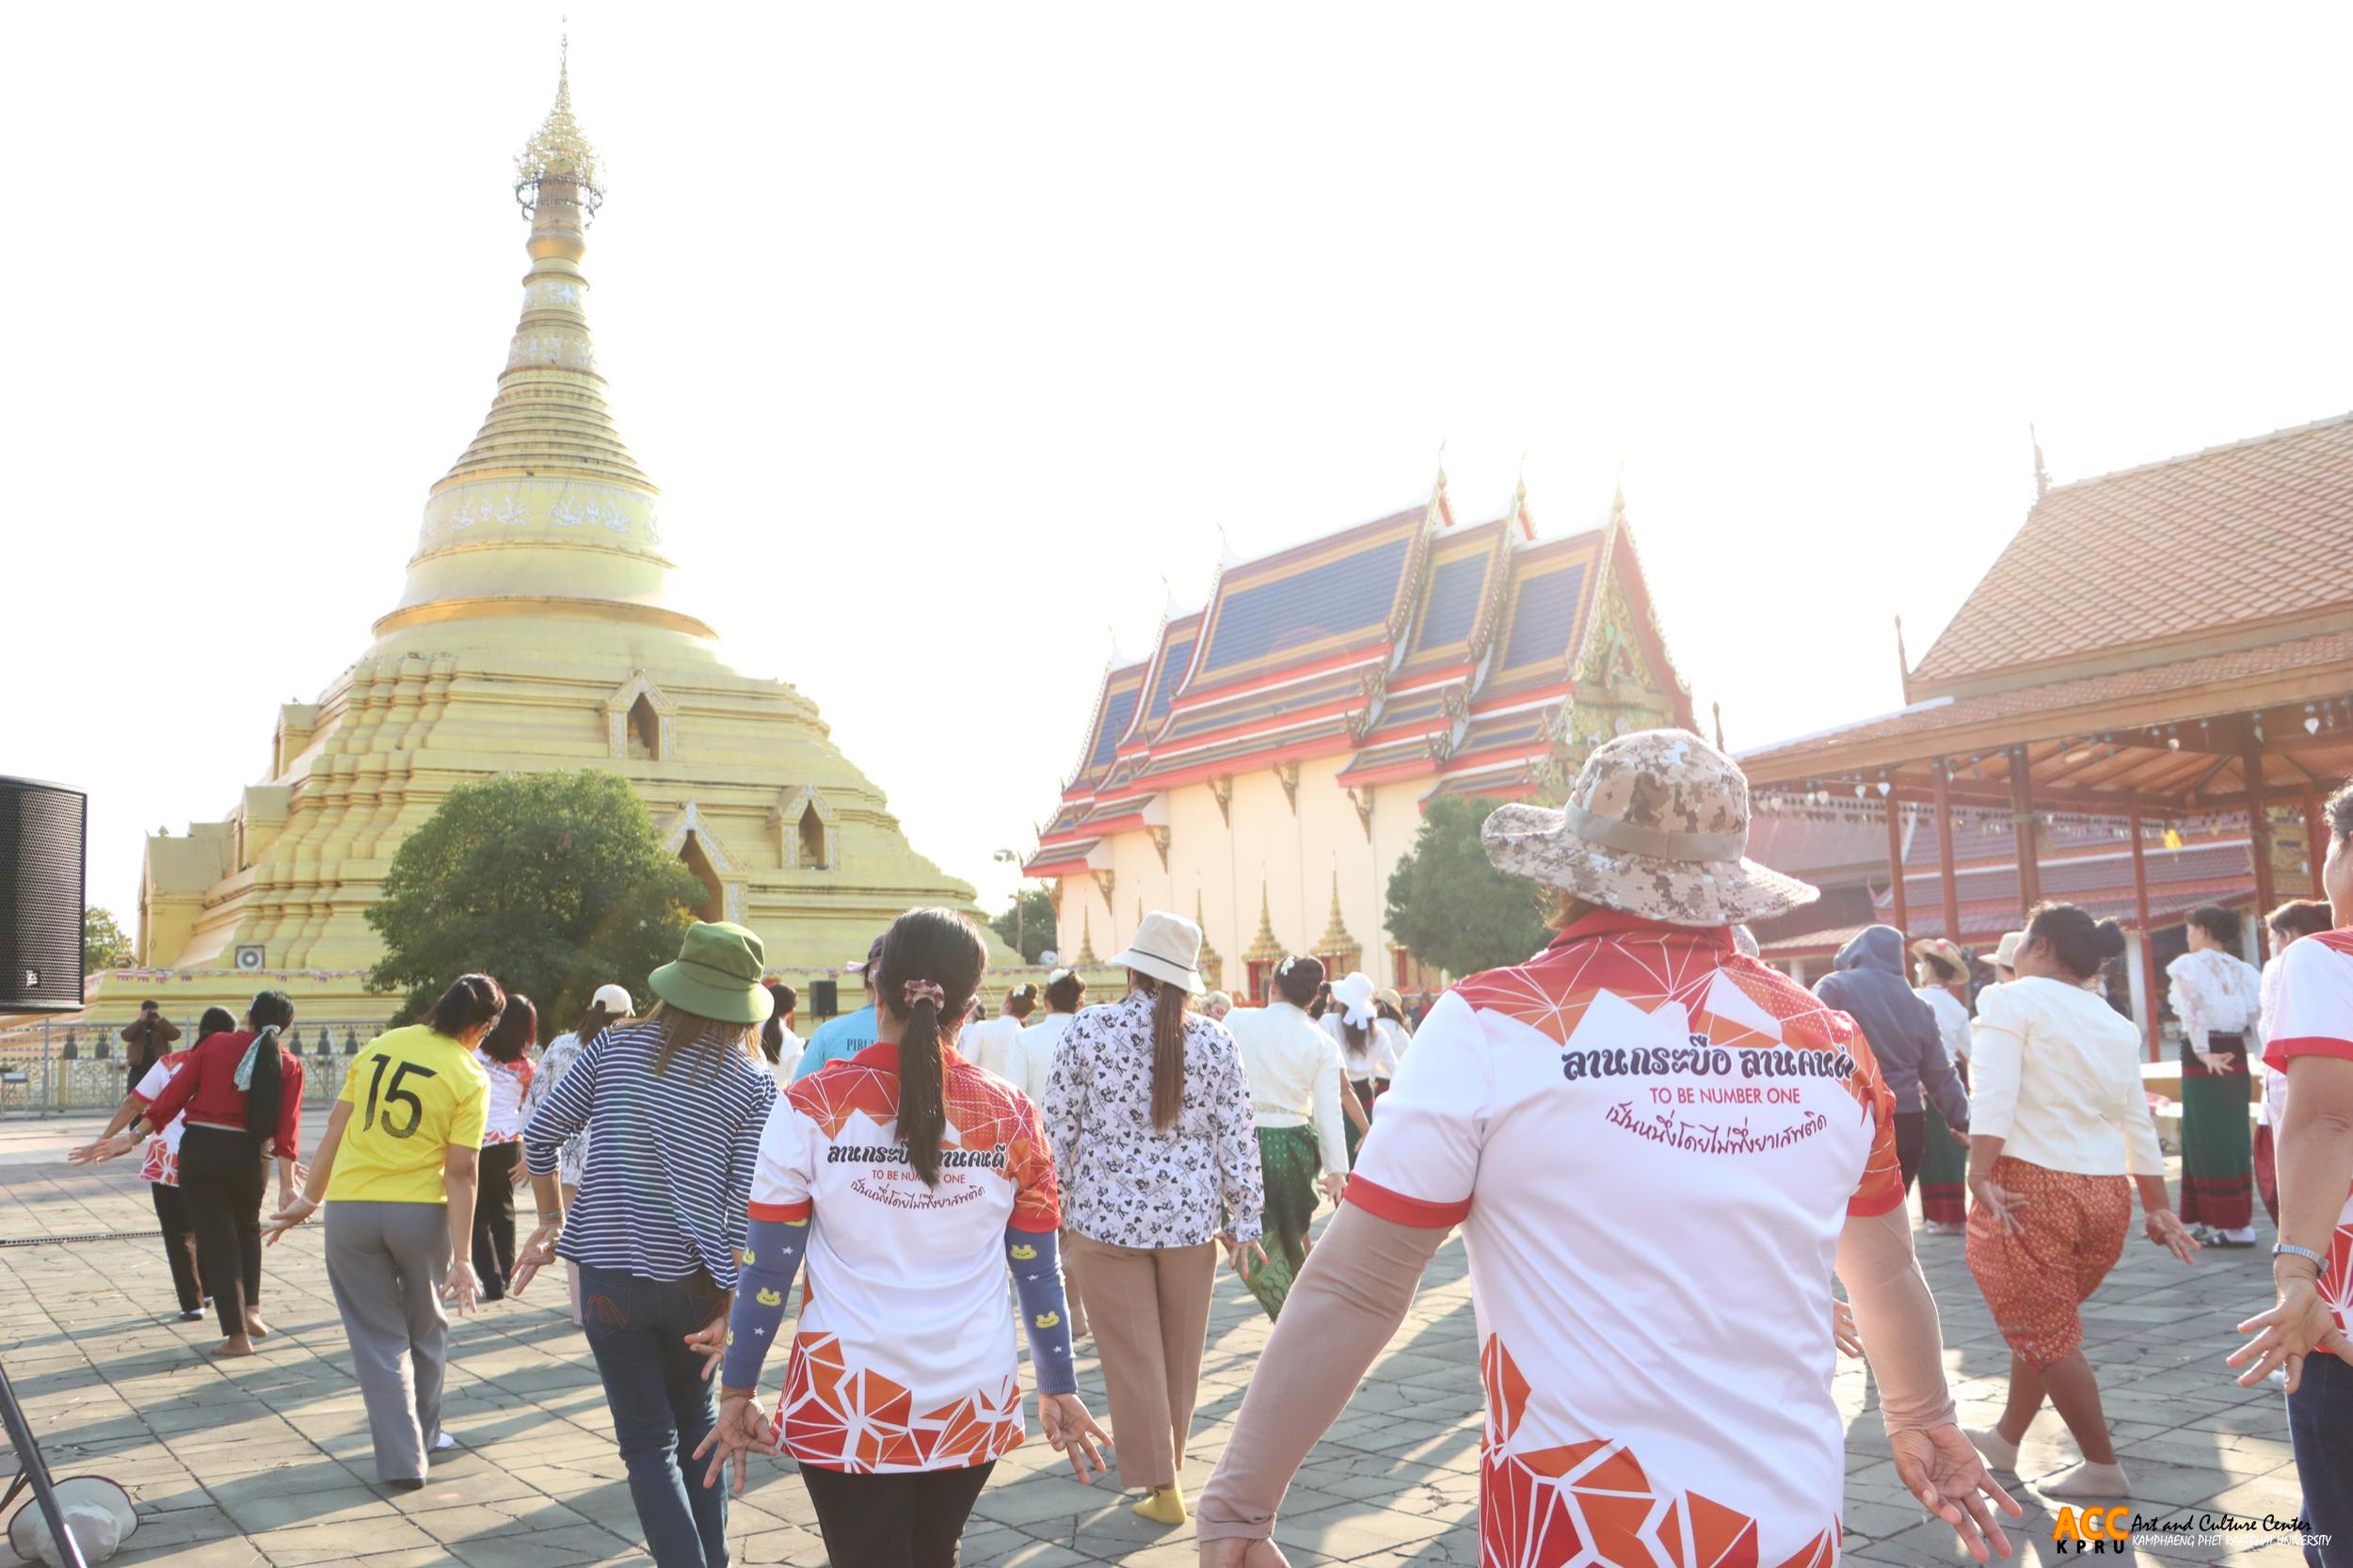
[1481,728,1817,927]
[1109,910,1208,996]
[1331,971,1377,1030]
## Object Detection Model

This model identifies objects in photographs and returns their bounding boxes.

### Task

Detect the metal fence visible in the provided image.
[0,1019,394,1117]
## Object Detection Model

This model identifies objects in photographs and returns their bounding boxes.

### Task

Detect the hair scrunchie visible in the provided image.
[232,1024,281,1092]
[903,979,946,1010]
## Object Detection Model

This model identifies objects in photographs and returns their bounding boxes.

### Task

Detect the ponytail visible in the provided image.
[575,1000,616,1048]
[876,906,989,1188]
[1144,973,1188,1132]
[240,989,295,1150]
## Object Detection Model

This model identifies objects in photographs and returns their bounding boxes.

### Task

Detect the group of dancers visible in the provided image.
[58,727,2353,1568]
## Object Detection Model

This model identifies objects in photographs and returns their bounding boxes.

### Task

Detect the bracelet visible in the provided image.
[2275,1242,2329,1270]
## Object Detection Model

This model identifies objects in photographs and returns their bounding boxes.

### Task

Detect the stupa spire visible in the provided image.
[376,40,713,648]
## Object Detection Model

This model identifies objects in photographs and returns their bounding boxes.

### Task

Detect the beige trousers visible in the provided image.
[1069,1233,1217,1490]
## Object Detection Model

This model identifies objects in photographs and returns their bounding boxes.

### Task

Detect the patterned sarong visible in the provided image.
[2180,1032,2254,1232]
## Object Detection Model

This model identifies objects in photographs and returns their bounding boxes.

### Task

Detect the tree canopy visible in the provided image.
[1383,795,1554,980]
[989,886,1059,965]
[83,906,134,971]
[365,770,705,1033]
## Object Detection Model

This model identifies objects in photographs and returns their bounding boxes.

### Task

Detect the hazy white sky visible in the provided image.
[10,4,2353,925]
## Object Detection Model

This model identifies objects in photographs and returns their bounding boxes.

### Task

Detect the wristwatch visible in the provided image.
[2274,1242,2329,1270]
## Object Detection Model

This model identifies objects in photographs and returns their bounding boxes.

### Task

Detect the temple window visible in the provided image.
[629,693,662,760]
[679,831,726,923]
[797,802,828,870]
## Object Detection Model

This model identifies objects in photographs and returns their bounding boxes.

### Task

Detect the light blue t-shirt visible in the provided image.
[792,1002,878,1080]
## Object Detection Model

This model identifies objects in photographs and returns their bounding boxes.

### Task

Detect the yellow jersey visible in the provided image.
[326,1025,490,1204]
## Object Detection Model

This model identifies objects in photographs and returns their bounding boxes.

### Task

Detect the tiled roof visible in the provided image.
[1189,509,1424,690]
[1478,536,1604,698]
[1423,761,1540,803]
[1140,714,1358,780]
[1915,411,2353,688]
[1337,734,1441,783]
[1745,627,2353,776]
[1066,662,1148,792]
[1120,615,1202,748]
[1449,706,1555,762]
[1396,524,1508,677]
[1156,665,1371,746]
[1025,837,1098,872]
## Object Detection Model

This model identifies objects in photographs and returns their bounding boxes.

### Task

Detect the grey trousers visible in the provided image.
[325,1200,452,1483]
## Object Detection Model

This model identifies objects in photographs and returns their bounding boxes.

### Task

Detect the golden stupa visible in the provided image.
[124,51,1002,1014]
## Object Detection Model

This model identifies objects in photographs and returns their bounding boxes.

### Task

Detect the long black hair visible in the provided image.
[481,994,536,1064]
[1134,972,1191,1131]
[760,982,798,1064]
[243,990,295,1150]
[573,997,621,1048]
[878,907,987,1186]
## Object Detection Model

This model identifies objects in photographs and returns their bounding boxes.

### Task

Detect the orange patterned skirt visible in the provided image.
[1964,1157,2131,1368]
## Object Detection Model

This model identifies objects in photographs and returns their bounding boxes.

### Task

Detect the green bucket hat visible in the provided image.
[648,921,776,1025]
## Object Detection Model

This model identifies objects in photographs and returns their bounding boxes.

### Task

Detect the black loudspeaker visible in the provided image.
[809,978,840,1021]
[0,777,88,1013]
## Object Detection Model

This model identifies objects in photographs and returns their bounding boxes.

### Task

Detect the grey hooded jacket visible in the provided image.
[1813,925,1970,1126]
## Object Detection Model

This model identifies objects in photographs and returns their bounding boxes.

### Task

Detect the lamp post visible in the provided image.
[993,848,1027,959]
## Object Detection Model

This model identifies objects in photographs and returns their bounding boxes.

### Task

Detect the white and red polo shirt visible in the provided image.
[751,1041,1060,1472]
[1348,910,1903,1568]
[2263,927,2353,1332]
[130,1048,196,1187]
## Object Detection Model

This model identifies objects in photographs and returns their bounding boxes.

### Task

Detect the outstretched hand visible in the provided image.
[1890,1425,2021,1562]
[1040,1393,1112,1483]
[261,1193,319,1245]
[693,1393,775,1495]
[2229,1277,2353,1392]
[66,1132,136,1167]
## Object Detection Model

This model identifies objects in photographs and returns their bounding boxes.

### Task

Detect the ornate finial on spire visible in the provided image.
[1433,439,1449,496]
[2031,424,2051,499]
[1076,908,1098,966]
[515,35,604,220]
[1712,700,1725,750]
[1317,871,1362,970]
[1242,884,1286,980]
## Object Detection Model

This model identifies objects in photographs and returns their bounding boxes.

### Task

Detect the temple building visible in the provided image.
[122,54,1000,1015]
[1740,412,2353,1055]
[1026,476,1693,1001]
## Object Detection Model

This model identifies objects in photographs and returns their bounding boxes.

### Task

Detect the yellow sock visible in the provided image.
[1131,1483,1187,1525]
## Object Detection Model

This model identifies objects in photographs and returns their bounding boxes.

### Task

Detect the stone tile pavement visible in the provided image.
[0,1115,2312,1566]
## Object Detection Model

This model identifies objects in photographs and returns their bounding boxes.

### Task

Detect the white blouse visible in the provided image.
[1223,1002,1349,1174]
[2259,953,2292,1128]
[1321,1013,1404,1083]
[2166,948,2265,1054]
[1969,977,2166,1178]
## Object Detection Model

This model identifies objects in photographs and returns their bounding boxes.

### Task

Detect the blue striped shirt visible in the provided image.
[521,1019,777,1286]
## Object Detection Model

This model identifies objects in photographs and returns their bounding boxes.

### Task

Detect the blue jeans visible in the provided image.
[578,1265,730,1568]
[2288,1349,2353,1567]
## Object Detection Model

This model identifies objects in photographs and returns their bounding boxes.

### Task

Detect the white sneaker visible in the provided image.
[1923,1221,1964,1236]
[432,1432,456,1452]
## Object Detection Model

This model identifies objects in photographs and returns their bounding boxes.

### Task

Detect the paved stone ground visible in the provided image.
[0,1114,2311,1566]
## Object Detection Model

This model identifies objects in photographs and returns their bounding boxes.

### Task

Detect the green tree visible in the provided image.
[365,770,705,1032]
[83,906,135,971]
[990,887,1059,965]
[1383,795,1554,979]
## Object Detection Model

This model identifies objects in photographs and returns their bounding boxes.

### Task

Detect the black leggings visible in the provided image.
[151,1182,204,1314]
[472,1142,521,1300]
[801,1461,995,1568]
[177,1126,265,1336]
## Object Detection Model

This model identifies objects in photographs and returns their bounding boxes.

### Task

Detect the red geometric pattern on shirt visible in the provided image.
[1453,933,1903,1214]
[133,1048,193,1187]
[788,1048,1060,1229]
[778,1331,1024,1472]
[1480,1336,1838,1568]
[2281,930,2353,1332]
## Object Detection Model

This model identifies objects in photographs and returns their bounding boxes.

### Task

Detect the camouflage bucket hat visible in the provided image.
[1481,728,1818,927]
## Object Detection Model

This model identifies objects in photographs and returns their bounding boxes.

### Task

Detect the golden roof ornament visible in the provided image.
[1242,885,1287,968]
[514,36,604,220]
[1315,872,1361,970]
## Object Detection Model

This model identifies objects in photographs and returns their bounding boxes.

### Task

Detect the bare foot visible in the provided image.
[212,1335,256,1358]
[245,1317,272,1340]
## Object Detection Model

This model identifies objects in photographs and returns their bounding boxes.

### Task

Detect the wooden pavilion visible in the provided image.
[1740,411,2353,1055]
